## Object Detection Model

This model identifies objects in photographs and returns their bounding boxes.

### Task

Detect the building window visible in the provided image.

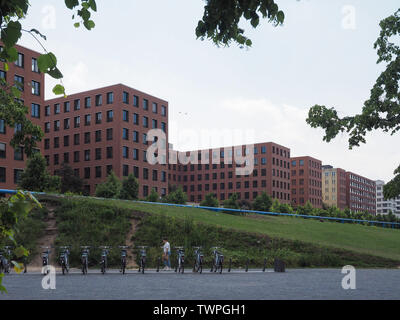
[85,114,91,126]
[85,97,91,108]
[143,116,148,128]
[63,135,70,147]
[123,146,129,159]
[54,154,59,165]
[54,137,60,148]
[14,169,23,184]
[74,99,81,110]
[133,95,139,107]
[14,75,24,91]
[133,131,139,142]
[123,165,129,177]
[106,92,114,104]
[122,128,129,140]
[123,91,129,104]
[64,101,70,113]
[107,147,113,159]
[123,110,129,122]
[95,148,101,160]
[152,102,158,113]
[161,105,167,116]
[74,151,80,163]
[84,132,91,144]
[161,122,166,133]
[0,167,5,183]
[152,119,157,129]
[106,110,113,122]
[32,81,40,96]
[96,166,102,178]
[133,113,139,125]
[64,118,70,129]
[84,150,90,161]
[63,152,69,164]
[84,168,90,179]
[45,105,50,117]
[14,147,23,161]
[15,53,24,67]
[95,94,102,106]
[31,103,40,118]
[106,128,113,140]
[0,143,5,158]
[95,130,102,142]
[32,58,39,73]
[96,112,102,124]
[143,99,149,110]
[54,103,60,114]
[74,116,80,128]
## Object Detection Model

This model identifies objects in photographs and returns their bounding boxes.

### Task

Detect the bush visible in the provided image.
[252,192,272,212]
[19,153,61,192]
[119,174,139,200]
[200,193,219,207]
[164,187,187,204]
[146,189,160,202]
[223,193,239,209]
[95,171,121,198]
[58,163,84,194]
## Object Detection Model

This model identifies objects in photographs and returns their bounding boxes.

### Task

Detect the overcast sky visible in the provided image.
[18,0,400,182]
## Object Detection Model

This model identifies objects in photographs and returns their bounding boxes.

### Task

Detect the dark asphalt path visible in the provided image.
[0,269,399,300]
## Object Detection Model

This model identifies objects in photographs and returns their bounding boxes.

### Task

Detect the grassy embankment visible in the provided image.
[34,195,400,268]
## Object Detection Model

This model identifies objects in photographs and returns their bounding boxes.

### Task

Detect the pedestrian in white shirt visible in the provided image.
[162,237,171,270]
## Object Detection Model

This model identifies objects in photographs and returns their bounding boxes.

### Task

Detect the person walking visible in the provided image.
[162,237,171,271]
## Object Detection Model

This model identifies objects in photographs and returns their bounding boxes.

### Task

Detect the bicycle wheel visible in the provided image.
[101,262,105,274]
[219,262,223,274]
[181,259,184,274]
[141,258,145,274]
[193,260,197,273]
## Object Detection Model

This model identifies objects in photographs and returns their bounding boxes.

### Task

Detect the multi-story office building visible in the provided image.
[376,180,400,217]
[346,171,376,214]
[43,84,169,198]
[322,165,347,210]
[169,142,291,204]
[290,156,322,208]
[0,44,45,190]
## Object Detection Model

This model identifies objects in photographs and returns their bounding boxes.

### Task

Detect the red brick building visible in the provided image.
[0,44,44,190]
[290,156,322,208]
[168,142,291,204]
[346,171,376,214]
[43,84,169,198]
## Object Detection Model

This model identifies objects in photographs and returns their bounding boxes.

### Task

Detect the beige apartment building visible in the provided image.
[322,165,347,210]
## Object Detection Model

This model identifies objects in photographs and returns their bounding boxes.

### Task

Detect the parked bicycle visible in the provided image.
[99,246,111,274]
[192,246,204,274]
[210,247,224,274]
[137,246,147,274]
[80,246,90,275]
[41,246,51,275]
[174,247,185,274]
[119,246,129,274]
[0,246,12,274]
[59,246,70,275]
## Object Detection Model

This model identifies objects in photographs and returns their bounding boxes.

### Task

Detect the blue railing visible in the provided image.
[1,189,399,229]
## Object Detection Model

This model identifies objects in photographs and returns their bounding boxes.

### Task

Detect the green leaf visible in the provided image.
[11,86,21,99]
[74,22,80,28]
[14,246,29,258]
[89,0,97,12]
[277,11,285,24]
[37,53,57,73]
[65,0,79,9]
[83,20,95,30]
[11,261,24,274]
[53,84,66,96]
[1,21,22,48]
[47,67,64,79]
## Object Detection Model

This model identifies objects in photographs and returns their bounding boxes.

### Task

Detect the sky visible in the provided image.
[18,0,400,183]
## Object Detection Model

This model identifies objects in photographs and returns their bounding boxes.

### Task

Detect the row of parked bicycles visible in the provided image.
[0,246,12,274]
[40,245,224,275]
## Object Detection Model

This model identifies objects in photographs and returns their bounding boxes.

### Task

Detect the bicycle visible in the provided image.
[137,246,147,274]
[80,246,90,275]
[174,247,185,274]
[41,246,51,275]
[0,246,12,274]
[192,246,204,274]
[210,247,224,274]
[119,246,129,274]
[59,246,70,275]
[99,246,111,274]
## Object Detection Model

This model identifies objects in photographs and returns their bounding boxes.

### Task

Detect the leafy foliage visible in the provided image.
[252,192,272,212]
[146,188,160,203]
[119,174,139,200]
[196,0,285,47]
[163,186,187,204]
[223,193,240,209]
[58,163,84,194]
[306,9,400,198]
[200,193,220,207]
[0,191,41,293]
[95,171,122,199]
[19,153,61,192]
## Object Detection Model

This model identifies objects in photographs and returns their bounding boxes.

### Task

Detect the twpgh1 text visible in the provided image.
[153,304,246,317]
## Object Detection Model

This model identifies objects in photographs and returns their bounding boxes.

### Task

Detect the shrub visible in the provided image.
[95,171,122,198]
[119,174,139,200]
[200,193,219,207]
[19,153,61,192]
[164,186,187,204]
[223,193,239,209]
[58,163,84,194]
[146,189,160,202]
[252,192,272,212]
